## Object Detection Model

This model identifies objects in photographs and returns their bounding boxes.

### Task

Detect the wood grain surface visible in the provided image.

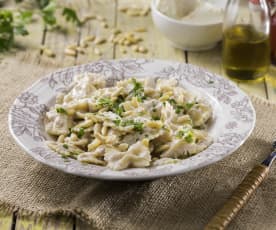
[0,0,275,229]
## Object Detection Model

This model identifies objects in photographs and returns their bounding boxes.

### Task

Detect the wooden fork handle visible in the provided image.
[204,164,269,230]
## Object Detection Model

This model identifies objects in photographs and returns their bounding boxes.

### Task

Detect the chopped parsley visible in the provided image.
[133,122,144,132]
[168,98,177,106]
[176,128,194,143]
[113,118,144,132]
[97,97,113,107]
[113,118,121,126]
[56,107,67,114]
[63,144,68,149]
[152,115,160,120]
[113,96,125,116]
[175,105,184,114]
[76,127,85,138]
[168,98,185,114]
[67,128,72,137]
[97,96,125,116]
[130,78,146,102]
[185,102,195,111]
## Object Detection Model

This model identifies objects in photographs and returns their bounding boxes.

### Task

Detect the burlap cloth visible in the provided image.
[0,57,276,230]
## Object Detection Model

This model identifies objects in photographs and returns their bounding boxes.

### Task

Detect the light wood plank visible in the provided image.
[266,66,276,102]
[0,0,44,63]
[15,215,73,230]
[41,1,80,67]
[187,45,223,75]
[0,209,13,230]
[238,79,267,99]
[115,0,184,60]
[76,0,116,64]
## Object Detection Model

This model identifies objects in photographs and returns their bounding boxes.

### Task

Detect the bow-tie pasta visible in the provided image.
[45,73,213,170]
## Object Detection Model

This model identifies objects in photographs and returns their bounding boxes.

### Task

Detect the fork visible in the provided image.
[205,141,276,230]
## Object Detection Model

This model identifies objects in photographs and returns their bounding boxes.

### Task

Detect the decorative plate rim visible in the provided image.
[8,59,256,180]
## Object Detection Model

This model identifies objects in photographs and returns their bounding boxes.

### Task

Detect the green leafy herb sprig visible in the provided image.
[0,0,83,51]
[97,96,125,117]
[130,78,146,102]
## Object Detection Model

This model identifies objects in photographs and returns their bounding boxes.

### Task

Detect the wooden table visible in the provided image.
[0,0,275,229]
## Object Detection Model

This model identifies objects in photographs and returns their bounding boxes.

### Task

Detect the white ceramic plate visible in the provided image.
[9,59,255,180]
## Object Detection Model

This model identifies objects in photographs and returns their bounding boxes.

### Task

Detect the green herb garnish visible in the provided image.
[168,98,186,114]
[77,127,85,138]
[0,1,84,52]
[133,122,144,132]
[113,118,121,126]
[168,98,177,106]
[130,78,146,102]
[62,7,82,26]
[56,107,67,114]
[117,119,144,132]
[98,96,125,116]
[176,128,194,143]
[97,97,113,107]
[185,102,195,111]
[175,105,184,114]
[63,144,68,149]
[113,96,125,116]
[152,115,160,120]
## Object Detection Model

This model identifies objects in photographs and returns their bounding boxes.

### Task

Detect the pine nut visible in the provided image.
[101,22,108,28]
[134,27,147,32]
[83,35,95,42]
[43,48,56,58]
[138,46,148,53]
[94,47,102,56]
[64,48,77,57]
[94,37,107,45]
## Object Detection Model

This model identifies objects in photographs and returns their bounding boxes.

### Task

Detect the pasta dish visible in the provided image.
[45,73,213,170]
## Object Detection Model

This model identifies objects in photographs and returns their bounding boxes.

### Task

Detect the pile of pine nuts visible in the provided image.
[42,6,150,58]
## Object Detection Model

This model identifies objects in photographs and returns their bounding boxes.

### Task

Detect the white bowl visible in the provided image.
[151,0,227,51]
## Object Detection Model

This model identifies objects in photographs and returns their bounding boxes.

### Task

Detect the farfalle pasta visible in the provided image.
[45,72,213,170]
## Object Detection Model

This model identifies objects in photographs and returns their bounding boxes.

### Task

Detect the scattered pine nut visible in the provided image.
[123,40,131,46]
[83,35,95,42]
[134,27,147,32]
[96,15,106,22]
[112,28,121,35]
[80,40,89,48]
[119,7,128,12]
[82,15,96,23]
[101,22,108,28]
[141,7,150,16]
[76,47,85,54]
[94,47,102,56]
[66,44,78,50]
[94,37,107,45]
[132,45,139,52]
[108,34,115,42]
[64,48,77,57]
[126,10,140,17]
[138,46,148,53]
[43,47,56,58]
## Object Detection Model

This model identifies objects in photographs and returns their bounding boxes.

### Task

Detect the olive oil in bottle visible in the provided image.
[223,25,270,81]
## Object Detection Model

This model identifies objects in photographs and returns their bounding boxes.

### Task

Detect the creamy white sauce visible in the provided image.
[157,0,223,24]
